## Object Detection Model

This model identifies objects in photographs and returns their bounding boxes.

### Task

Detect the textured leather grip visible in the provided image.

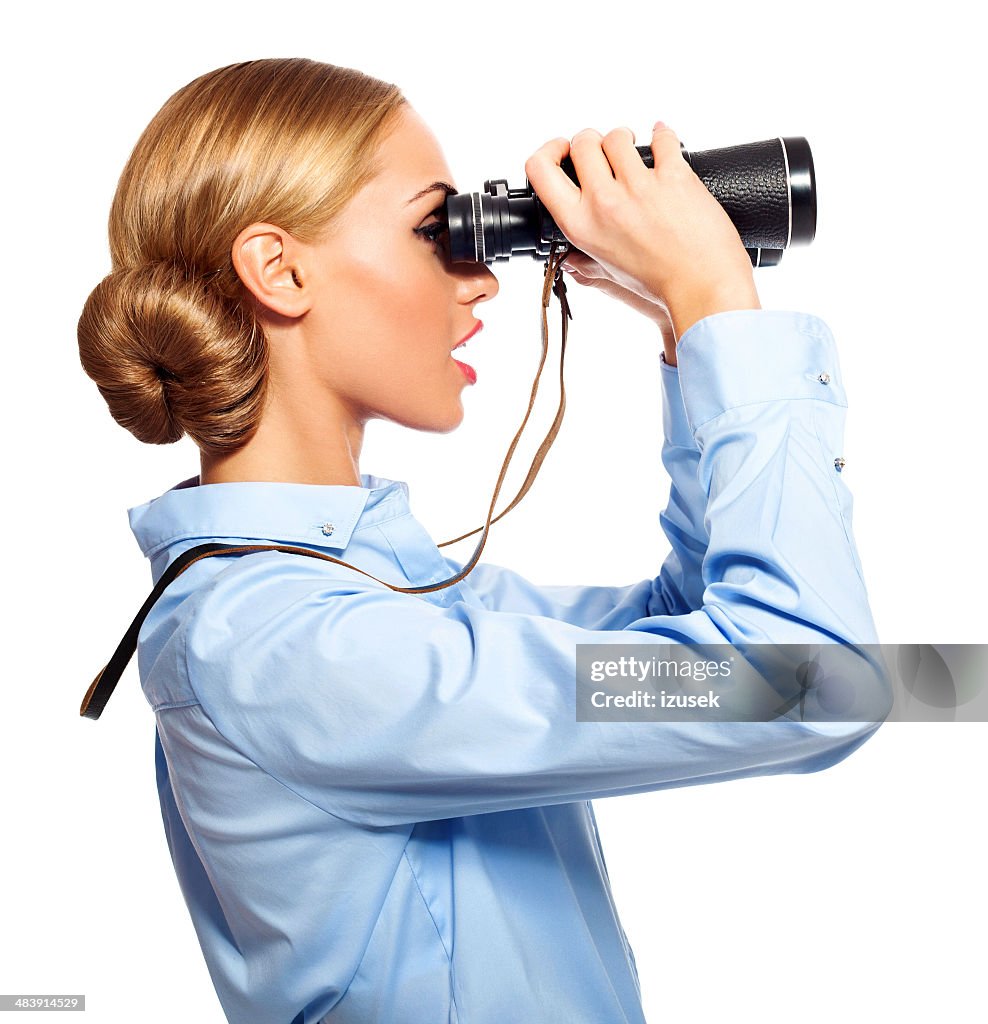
[632,138,793,250]
[684,139,791,249]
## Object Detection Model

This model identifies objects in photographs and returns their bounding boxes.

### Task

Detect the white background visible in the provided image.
[3,2,984,1021]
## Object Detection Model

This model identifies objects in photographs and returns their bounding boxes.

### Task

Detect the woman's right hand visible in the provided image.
[524,123,761,342]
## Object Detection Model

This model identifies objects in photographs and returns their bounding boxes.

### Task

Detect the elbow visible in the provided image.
[791,644,893,772]
[729,639,893,776]
[793,716,884,775]
[811,643,893,727]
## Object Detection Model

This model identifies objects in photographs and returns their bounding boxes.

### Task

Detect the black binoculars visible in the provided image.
[445,135,816,269]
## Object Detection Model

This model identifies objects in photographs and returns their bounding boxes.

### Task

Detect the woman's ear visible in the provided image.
[231,223,311,318]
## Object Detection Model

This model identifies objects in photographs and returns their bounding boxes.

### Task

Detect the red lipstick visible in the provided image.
[451,320,482,384]
[453,321,483,350]
[452,358,477,384]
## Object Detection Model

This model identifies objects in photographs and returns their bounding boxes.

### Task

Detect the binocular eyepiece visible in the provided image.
[445,135,816,269]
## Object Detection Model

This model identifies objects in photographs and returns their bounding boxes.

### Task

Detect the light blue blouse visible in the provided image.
[128,309,888,1024]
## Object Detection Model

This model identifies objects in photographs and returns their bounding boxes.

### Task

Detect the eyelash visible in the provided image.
[414,221,449,251]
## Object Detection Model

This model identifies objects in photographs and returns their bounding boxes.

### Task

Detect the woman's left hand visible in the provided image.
[560,249,678,364]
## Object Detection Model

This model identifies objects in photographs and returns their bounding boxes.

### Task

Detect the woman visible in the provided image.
[78,58,887,1024]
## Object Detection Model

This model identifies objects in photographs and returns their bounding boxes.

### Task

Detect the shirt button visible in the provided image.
[817,372,831,384]
[834,457,846,472]
[321,522,336,536]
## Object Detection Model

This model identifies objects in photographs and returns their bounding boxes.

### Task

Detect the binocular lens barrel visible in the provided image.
[446,135,816,269]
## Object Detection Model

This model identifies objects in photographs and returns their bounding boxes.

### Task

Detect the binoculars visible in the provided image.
[445,135,816,269]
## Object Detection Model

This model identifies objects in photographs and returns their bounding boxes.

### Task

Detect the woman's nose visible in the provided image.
[459,262,499,305]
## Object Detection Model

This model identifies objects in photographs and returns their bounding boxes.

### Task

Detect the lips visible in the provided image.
[453,321,483,350]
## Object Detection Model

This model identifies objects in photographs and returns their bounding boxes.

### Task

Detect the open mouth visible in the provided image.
[452,321,483,351]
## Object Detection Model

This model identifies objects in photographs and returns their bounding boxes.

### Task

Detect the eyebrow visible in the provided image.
[406,181,458,206]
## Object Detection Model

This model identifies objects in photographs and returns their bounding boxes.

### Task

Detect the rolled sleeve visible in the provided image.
[660,349,700,450]
[677,309,847,433]
[673,308,876,645]
[656,349,710,614]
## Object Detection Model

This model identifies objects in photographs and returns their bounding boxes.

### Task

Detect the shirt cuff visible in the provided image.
[676,309,848,435]
[659,351,698,449]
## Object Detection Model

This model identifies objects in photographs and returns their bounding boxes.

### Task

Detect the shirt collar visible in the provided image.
[128,472,411,560]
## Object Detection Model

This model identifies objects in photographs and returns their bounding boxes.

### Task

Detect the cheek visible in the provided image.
[349,257,447,343]
[313,256,450,390]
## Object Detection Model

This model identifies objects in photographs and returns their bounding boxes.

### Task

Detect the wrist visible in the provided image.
[667,277,761,342]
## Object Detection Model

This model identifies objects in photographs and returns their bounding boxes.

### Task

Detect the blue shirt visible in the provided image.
[128,309,888,1024]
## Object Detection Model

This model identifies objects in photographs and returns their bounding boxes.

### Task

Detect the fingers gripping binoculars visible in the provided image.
[445,135,816,268]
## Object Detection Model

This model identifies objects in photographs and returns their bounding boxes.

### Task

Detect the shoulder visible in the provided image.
[179,546,411,716]
[185,546,387,632]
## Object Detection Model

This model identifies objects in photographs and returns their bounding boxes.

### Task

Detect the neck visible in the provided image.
[200,391,367,487]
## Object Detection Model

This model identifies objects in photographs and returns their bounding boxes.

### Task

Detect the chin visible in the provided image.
[430,402,466,434]
[393,399,465,435]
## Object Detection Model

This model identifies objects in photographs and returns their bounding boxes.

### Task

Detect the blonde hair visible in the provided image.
[78,58,406,455]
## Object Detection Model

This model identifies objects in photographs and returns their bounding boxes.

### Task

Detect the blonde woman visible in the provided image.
[79,58,888,1024]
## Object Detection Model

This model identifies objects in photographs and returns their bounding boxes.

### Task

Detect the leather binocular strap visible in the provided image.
[81,240,574,720]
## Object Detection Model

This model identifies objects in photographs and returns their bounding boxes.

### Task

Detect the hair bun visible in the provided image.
[78,262,268,453]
